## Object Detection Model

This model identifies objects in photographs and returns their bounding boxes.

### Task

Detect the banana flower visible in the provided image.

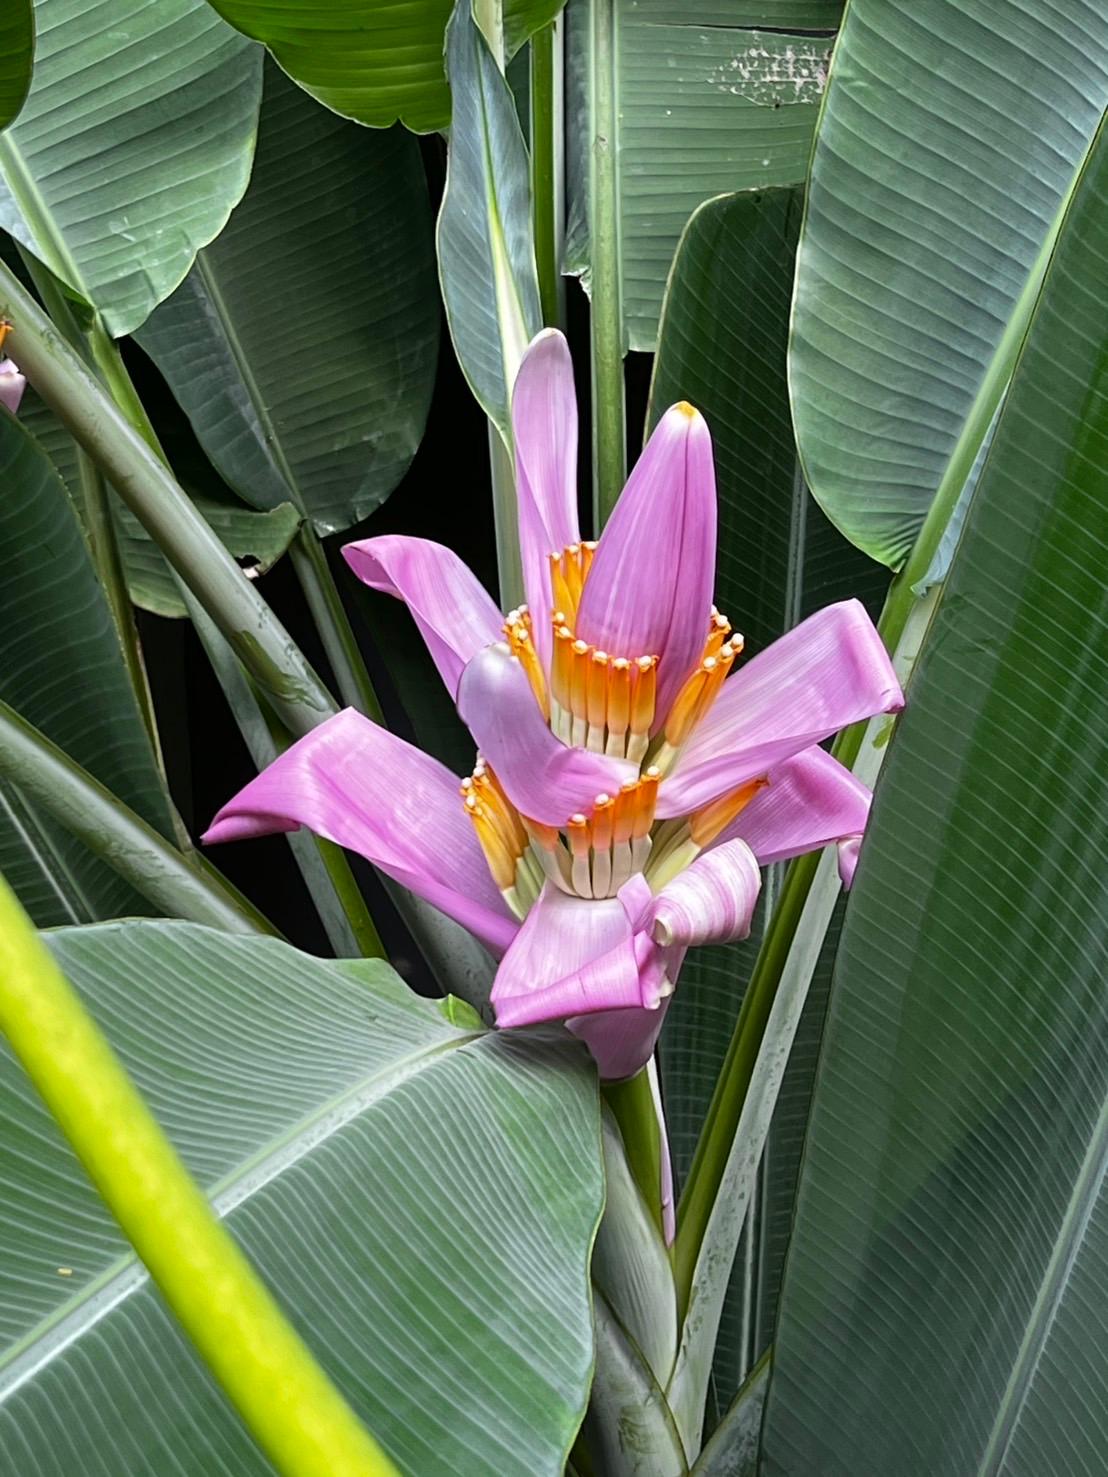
[0,358,26,414]
[204,330,901,1082]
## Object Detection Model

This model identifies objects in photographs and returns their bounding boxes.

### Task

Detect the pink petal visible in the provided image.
[343,535,503,700]
[657,601,902,817]
[513,329,580,668]
[715,746,873,868]
[457,643,635,825]
[493,879,672,1079]
[576,403,716,721]
[651,838,761,948]
[838,835,863,889]
[202,709,518,956]
[568,1004,673,1086]
[0,360,26,415]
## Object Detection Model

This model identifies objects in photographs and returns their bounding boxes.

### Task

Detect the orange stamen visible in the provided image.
[689,777,768,848]
[591,792,615,852]
[587,650,609,730]
[552,622,574,709]
[633,766,660,839]
[549,553,576,620]
[631,656,657,736]
[613,780,639,844]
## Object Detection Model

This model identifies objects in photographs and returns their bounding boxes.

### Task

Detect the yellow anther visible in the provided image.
[504,614,548,718]
[587,650,609,729]
[0,320,11,355]
[689,777,768,848]
[665,664,710,746]
[563,544,584,607]
[633,766,660,839]
[613,780,639,844]
[549,552,576,620]
[631,655,657,737]
[606,657,632,737]
[580,540,598,583]
[465,794,517,890]
[591,793,615,852]
[571,638,591,722]
[552,622,574,709]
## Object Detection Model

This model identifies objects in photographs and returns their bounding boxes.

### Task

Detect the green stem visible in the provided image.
[602,1065,664,1238]
[588,0,625,528]
[188,600,383,959]
[0,261,335,739]
[15,251,164,766]
[289,527,384,722]
[314,838,386,959]
[0,879,399,1477]
[0,699,276,937]
[672,850,819,1315]
[489,421,525,610]
[531,22,563,328]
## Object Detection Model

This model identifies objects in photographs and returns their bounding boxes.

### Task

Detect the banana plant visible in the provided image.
[0,0,1105,1472]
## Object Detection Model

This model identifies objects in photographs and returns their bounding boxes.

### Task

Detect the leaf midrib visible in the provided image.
[192,251,304,514]
[0,1022,482,1397]
[0,133,88,299]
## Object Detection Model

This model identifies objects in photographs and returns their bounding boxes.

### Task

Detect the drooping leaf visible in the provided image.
[566,1,841,351]
[16,384,302,618]
[0,0,262,337]
[650,188,885,1405]
[764,112,1108,1477]
[0,921,603,1476]
[0,411,174,925]
[136,62,438,538]
[114,498,301,619]
[438,0,542,441]
[196,0,564,133]
[790,0,1108,569]
[0,1,32,131]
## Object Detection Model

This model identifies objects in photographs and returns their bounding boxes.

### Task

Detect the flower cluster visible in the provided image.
[205,330,901,1082]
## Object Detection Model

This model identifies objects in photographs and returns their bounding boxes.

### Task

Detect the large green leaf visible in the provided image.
[565,2,840,351]
[0,411,173,925]
[650,188,885,1405]
[438,0,542,442]
[0,921,602,1475]
[136,62,437,538]
[764,114,1108,1477]
[197,0,564,132]
[790,0,1108,569]
[0,1,32,131]
[0,0,261,337]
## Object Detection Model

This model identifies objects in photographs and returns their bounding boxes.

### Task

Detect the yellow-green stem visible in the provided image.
[0,879,399,1477]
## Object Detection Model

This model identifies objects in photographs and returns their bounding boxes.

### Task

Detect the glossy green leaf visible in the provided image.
[438,0,542,442]
[136,63,437,538]
[765,112,1108,1477]
[0,1,32,131]
[790,0,1108,569]
[197,0,564,132]
[0,0,261,337]
[0,411,173,926]
[0,921,603,1476]
[650,188,885,1403]
[566,2,840,351]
